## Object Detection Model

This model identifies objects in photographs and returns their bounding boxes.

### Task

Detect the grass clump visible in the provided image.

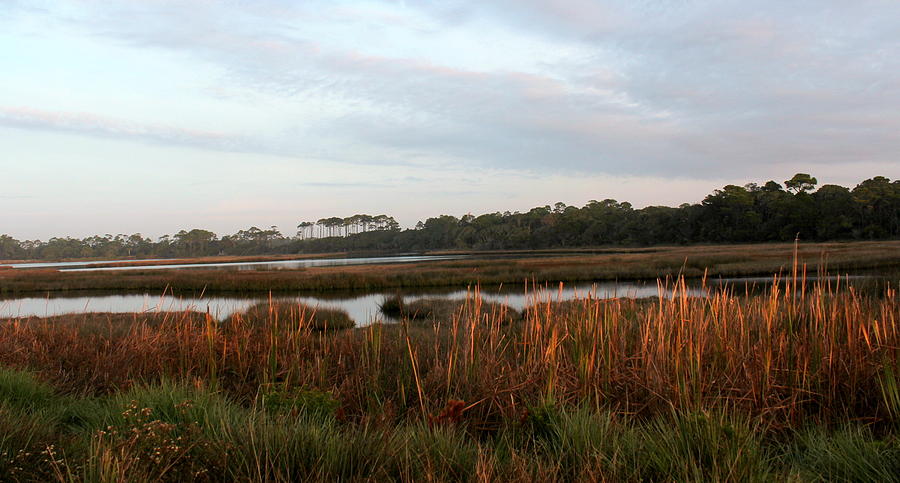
[235,301,355,331]
[638,411,772,482]
[259,385,341,419]
[378,293,405,318]
[6,311,210,338]
[788,425,900,482]
[0,368,57,412]
[380,295,521,324]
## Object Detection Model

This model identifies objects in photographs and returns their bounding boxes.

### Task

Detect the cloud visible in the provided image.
[6,0,900,179]
[0,105,252,153]
[401,1,900,172]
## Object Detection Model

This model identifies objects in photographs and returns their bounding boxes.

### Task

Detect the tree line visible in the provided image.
[1,175,897,261]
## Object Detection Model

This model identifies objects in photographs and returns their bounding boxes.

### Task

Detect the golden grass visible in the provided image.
[0,252,348,267]
[1,273,896,431]
[1,240,897,295]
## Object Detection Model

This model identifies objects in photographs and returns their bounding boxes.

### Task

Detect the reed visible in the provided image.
[2,240,898,295]
[0,273,898,480]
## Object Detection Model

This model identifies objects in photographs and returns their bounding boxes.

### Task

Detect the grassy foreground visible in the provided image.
[1,274,899,481]
[1,240,899,295]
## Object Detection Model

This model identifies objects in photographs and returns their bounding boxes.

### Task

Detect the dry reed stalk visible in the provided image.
[0,276,896,427]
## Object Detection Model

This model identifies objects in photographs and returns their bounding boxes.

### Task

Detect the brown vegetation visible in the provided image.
[1,275,897,430]
[1,240,898,295]
[1,269,899,481]
[234,301,355,331]
[381,295,521,325]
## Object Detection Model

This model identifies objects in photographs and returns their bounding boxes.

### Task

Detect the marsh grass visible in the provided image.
[234,301,355,331]
[0,373,898,481]
[0,267,898,480]
[788,425,900,482]
[1,274,897,422]
[2,240,898,295]
[381,295,521,325]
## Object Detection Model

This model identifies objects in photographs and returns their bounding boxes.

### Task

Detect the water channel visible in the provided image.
[1,251,879,325]
[0,279,714,324]
[4,255,468,271]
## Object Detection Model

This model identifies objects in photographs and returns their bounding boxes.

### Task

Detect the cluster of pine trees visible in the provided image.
[300,175,898,252]
[1,175,897,260]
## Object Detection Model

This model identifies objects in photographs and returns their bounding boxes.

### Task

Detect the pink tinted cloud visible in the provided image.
[0,105,240,149]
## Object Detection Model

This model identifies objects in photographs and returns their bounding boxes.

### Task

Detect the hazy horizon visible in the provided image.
[3,1,898,240]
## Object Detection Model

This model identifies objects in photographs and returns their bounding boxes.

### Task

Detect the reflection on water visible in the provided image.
[6,259,169,269]
[0,276,871,326]
[0,281,699,325]
[55,255,467,272]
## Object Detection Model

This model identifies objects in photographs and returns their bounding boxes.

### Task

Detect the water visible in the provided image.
[5,259,169,269]
[1,275,874,326]
[4,255,467,272]
[0,281,697,325]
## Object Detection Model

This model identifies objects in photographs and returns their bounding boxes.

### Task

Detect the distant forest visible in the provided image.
[1,174,898,261]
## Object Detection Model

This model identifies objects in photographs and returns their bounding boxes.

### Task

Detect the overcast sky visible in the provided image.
[2,0,898,240]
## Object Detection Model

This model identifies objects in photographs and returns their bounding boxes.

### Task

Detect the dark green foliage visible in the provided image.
[638,411,772,482]
[789,426,900,482]
[523,400,564,444]
[378,294,405,317]
[2,175,898,261]
[259,386,340,418]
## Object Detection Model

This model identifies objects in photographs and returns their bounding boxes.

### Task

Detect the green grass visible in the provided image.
[789,425,900,482]
[2,369,898,481]
[1,270,898,481]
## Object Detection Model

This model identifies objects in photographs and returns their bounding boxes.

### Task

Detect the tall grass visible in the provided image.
[1,275,897,425]
[2,240,898,295]
[0,271,898,480]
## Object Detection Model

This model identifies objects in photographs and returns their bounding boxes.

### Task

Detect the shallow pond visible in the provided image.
[1,280,703,325]
[0,275,874,326]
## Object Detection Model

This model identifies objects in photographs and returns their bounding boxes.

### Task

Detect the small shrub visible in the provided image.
[0,407,64,481]
[82,400,225,482]
[522,400,563,444]
[428,399,467,427]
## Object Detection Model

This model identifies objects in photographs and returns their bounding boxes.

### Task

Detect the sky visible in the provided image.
[1,0,898,240]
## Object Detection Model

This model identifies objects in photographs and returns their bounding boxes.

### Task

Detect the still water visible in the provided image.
[0,281,703,325]
[6,259,170,269]
[2,275,871,326]
[5,255,467,272]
